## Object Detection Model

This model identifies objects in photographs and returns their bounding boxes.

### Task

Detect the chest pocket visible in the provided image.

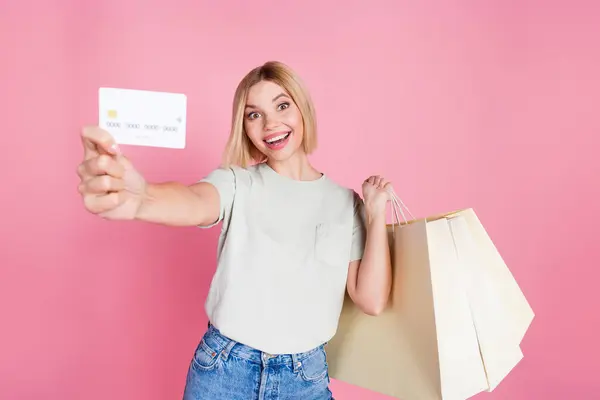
[314,222,351,267]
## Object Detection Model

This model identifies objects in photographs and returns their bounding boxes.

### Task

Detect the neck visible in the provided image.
[266,151,322,181]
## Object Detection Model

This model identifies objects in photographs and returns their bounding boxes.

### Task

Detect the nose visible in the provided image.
[263,113,279,131]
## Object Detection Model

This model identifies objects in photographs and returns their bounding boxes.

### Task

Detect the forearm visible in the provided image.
[354,209,392,315]
[134,182,211,226]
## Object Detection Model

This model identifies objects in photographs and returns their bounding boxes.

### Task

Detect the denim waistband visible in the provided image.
[204,323,325,368]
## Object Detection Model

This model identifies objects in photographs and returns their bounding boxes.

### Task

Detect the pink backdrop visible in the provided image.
[2,1,598,399]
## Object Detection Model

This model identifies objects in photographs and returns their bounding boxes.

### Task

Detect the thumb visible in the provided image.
[82,126,121,159]
[115,153,134,170]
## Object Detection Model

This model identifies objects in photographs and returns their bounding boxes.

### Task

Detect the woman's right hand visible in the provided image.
[77,126,147,220]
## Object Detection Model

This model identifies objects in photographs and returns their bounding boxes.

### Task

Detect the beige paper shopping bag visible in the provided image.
[444,211,534,390]
[325,193,534,400]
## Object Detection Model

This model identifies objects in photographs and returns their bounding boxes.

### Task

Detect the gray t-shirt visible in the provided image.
[199,162,366,354]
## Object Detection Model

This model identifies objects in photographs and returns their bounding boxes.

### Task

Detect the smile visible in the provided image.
[264,131,291,145]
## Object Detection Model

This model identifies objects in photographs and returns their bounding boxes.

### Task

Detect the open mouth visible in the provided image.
[263,131,291,148]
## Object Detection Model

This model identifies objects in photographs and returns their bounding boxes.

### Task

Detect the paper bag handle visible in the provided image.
[387,187,416,237]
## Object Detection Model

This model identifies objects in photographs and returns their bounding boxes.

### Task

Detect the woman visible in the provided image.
[77,61,393,399]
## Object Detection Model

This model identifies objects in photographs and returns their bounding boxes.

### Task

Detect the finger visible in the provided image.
[76,162,87,179]
[383,182,394,199]
[367,176,376,185]
[370,175,381,188]
[81,126,120,160]
[79,175,125,194]
[378,178,388,189]
[81,155,125,179]
[375,176,384,188]
[83,192,125,214]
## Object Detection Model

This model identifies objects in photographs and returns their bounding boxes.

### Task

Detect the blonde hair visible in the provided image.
[222,61,318,168]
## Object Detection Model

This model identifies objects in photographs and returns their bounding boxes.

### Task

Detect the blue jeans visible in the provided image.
[183,324,334,399]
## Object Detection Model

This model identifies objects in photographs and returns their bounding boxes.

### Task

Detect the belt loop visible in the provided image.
[291,353,301,373]
[221,338,237,361]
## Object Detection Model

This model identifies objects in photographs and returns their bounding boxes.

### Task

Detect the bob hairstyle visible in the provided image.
[221,61,318,168]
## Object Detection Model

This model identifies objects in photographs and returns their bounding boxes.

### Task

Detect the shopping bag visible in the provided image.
[325,191,534,400]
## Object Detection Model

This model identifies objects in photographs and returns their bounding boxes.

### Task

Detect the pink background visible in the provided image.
[1,0,598,399]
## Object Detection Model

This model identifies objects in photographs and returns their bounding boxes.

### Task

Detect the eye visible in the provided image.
[247,111,260,120]
[277,102,290,111]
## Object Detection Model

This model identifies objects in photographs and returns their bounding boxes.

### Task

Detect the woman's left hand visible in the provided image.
[362,175,393,218]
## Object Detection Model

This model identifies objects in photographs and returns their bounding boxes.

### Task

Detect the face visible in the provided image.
[244,80,304,162]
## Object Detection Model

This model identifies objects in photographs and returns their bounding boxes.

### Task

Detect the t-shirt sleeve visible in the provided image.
[350,191,367,261]
[197,167,236,229]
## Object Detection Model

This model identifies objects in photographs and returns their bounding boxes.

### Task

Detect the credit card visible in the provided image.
[98,87,187,149]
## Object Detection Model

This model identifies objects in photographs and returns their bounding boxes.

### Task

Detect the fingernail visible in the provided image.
[111,144,121,154]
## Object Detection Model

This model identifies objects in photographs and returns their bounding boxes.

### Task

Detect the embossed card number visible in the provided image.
[98,87,187,149]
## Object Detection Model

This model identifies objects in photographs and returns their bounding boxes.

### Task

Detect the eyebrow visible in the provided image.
[245,93,289,109]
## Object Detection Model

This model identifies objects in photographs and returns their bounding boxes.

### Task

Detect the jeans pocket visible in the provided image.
[192,338,221,371]
[298,347,329,382]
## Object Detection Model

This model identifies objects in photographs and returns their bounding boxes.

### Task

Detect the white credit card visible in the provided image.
[98,87,187,149]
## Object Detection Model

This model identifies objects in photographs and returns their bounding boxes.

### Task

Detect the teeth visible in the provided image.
[266,132,289,143]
